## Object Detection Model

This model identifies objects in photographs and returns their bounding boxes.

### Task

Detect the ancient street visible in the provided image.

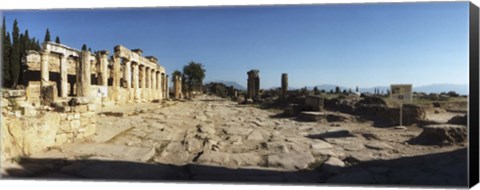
[2,95,467,186]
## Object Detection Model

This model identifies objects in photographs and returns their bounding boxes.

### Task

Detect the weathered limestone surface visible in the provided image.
[1,92,97,161]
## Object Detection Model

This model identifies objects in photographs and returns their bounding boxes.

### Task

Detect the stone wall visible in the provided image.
[1,90,97,162]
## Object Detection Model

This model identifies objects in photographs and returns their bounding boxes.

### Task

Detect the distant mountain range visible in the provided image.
[205,80,246,90]
[298,84,468,95]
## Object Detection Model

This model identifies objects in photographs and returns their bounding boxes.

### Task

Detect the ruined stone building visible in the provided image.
[1,42,171,161]
[23,42,169,105]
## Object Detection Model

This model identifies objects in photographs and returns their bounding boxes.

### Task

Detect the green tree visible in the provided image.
[81,44,87,51]
[182,61,206,97]
[44,28,51,42]
[313,86,319,94]
[2,17,12,87]
[10,19,21,87]
[55,36,60,43]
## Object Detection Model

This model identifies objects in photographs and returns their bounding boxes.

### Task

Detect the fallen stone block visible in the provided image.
[409,124,467,145]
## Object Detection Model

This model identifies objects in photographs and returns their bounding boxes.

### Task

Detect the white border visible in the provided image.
[1,0,478,190]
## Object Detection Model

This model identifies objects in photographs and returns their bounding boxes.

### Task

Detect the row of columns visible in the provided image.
[39,49,169,102]
[118,57,167,102]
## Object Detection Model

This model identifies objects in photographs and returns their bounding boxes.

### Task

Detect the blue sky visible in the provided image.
[1,2,469,89]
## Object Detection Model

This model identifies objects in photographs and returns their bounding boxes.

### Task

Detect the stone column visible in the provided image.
[152,69,157,100]
[141,65,146,99]
[40,50,50,87]
[133,62,140,100]
[112,56,121,101]
[173,74,182,99]
[99,51,109,87]
[124,60,131,90]
[143,67,150,100]
[150,69,154,100]
[165,74,169,100]
[76,51,91,97]
[157,71,165,100]
[247,70,260,100]
[281,73,288,99]
[60,54,68,97]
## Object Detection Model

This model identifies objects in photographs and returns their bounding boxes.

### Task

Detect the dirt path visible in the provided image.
[2,95,467,186]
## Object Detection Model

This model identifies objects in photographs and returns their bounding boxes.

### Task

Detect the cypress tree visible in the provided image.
[2,17,12,87]
[10,19,21,88]
[81,44,87,51]
[23,29,29,49]
[55,36,60,43]
[44,28,51,42]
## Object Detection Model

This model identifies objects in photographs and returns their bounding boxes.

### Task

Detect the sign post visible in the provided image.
[390,84,413,127]
[97,86,108,112]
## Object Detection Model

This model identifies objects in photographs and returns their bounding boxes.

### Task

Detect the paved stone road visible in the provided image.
[1,95,468,187]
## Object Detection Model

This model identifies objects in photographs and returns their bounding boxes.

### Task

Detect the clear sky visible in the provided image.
[1,2,469,89]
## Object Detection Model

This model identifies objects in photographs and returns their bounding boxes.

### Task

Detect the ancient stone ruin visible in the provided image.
[23,42,169,104]
[1,41,170,161]
[247,69,260,101]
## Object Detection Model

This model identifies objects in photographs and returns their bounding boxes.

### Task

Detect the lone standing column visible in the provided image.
[76,50,91,97]
[40,50,50,88]
[59,54,68,97]
[173,74,182,99]
[247,69,260,100]
[281,73,288,99]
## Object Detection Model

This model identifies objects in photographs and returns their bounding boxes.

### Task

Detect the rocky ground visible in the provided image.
[1,95,468,187]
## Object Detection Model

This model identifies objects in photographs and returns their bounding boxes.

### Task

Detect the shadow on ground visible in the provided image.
[2,148,467,188]
[306,130,356,139]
